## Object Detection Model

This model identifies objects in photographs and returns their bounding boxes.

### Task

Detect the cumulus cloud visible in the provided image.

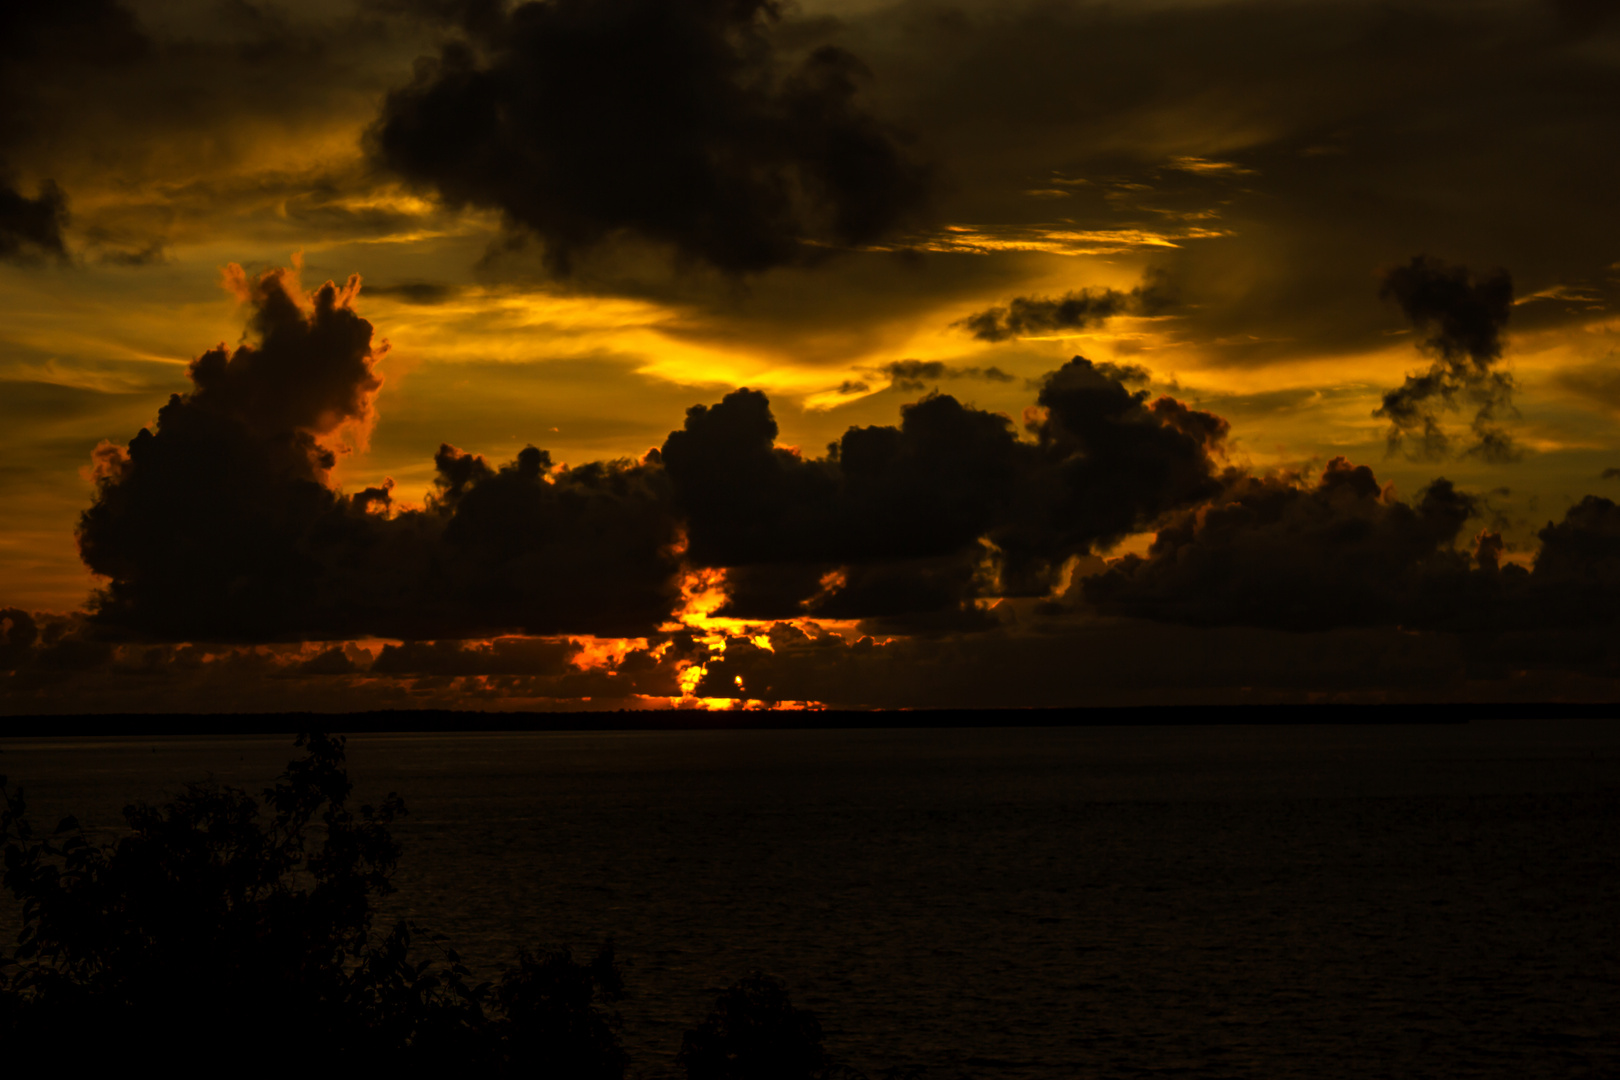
[1083,458,1484,630]
[659,387,1011,624]
[1070,453,1620,691]
[24,467,1620,709]
[955,271,1174,342]
[369,0,931,274]
[70,265,1231,641]
[76,265,682,642]
[62,260,1620,681]
[993,359,1229,595]
[662,356,1229,621]
[1375,256,1518,462]
[1522,495,1620,628]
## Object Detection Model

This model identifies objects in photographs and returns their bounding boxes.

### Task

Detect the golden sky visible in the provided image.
[4,0,1620,711]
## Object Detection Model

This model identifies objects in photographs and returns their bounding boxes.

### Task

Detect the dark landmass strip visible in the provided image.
[3,704,1613,736]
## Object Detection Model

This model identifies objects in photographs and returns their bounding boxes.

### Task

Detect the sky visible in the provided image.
[4,0,1620,712]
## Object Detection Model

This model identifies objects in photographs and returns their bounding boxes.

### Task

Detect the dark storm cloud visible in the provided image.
[1083,458,1483,631]
[1077,451,1620,649]
[69,258,1236,641]
[77,266,682,642]
[64,263,1620,652]
[661,356,1229,621]
[1520,496,1620,628]
[419,442,681,636]
[1375,256,1518,462]
[193,267,382,441]
[992,358,1230,595]
[956,272,1175,343]
[370,0,931,274]
[23,508,1620,706]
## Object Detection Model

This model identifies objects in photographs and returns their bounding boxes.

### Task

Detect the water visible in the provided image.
[1,722,1617,1077]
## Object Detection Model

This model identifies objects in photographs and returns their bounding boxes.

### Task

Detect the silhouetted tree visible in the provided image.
[487,943,628,1077]
[680,971,864,1080]
[0,733,623,1074]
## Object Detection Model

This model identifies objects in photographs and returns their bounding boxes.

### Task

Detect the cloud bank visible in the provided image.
[2,258,1615,711]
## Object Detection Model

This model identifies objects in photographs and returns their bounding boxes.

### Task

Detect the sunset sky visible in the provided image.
[4,0,1620,712]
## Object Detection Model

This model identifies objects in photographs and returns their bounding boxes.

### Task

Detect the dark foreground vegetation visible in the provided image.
[0,734,895,1077]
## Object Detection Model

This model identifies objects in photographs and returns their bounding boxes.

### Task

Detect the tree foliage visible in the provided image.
[680,971,909,1080]
[0,733,624,1074]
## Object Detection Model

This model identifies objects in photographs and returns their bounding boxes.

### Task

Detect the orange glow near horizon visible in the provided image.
[569,635,647,671]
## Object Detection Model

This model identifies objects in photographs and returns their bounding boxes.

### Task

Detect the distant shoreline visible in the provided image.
[4,704,1617,736]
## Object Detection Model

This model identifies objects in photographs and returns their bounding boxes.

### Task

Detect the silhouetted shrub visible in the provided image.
[0,733,623,1074]
[486,943,628,1077]
[680,971,855,1080]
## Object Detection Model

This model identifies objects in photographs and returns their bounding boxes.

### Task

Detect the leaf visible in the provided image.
[53,815,78,834]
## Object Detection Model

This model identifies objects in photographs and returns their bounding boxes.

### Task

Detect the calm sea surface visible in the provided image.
[1,721,1616,1078]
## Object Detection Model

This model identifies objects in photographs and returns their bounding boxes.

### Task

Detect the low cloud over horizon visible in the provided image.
[7,260,1620,712]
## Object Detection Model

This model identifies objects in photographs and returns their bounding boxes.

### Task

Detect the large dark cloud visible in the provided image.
[1079,452,1620,647]
[77,266,681,642]
[995,360,1229,594]
[65,262,1620,654]
[1083,458,1485,631]
[1375,256,1517,462]
[661,356,1229,623]
[73,271,1230,642]
[370,0,932,275]
[1521,495,1620,628]
[658,385,1018,626]
[956,272,1174,343]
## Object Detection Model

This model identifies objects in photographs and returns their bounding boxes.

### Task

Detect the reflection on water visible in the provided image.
[2,722,1617,1078]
